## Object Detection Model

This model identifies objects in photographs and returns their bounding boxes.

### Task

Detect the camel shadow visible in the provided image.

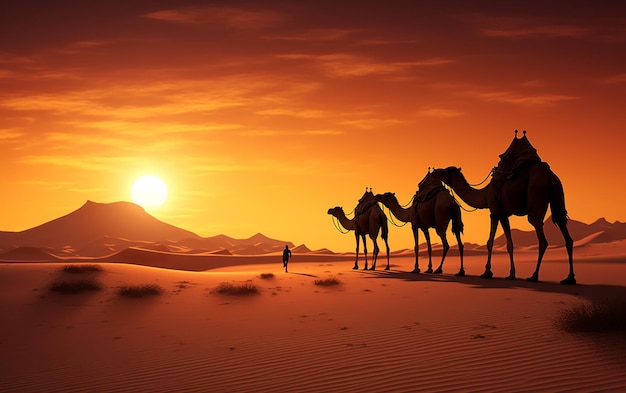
[359,269,626,302]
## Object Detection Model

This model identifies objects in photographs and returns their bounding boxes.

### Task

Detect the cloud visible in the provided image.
[461,13,599,40]
[473,91,579,106]
[340,117,405,130]
[0,129,24,141]
[19,154,136,172]
[278,53,453,77]
[417,107,465,118]
[602,73,626,84]
[435,81,580,107]
[255,108,327,118]
[143,6,284,30]
[301,129,343,135]
[17,180,74,190]
[482,24,590,39]
[267,28,360,41]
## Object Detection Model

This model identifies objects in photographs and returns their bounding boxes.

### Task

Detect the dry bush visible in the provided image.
[556,297,626,333]
[314,277,341,286]
[259,273,275,280]
[118,284,164,298]
[214,282,259,296]
[62,264,103,274]
[50,279,102,294]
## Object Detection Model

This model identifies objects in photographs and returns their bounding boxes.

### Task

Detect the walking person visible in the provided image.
[282,245,292,273]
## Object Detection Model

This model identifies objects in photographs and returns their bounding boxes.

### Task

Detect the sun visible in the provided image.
[131,175,168,208]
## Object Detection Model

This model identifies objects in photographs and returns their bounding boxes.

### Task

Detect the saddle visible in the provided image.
[492,130,542,182]
[414,171,447,205]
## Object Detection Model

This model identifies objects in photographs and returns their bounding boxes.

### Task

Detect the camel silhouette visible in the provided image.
[431,132,575,284]
[328,201,390,271]
[375,173,464,276]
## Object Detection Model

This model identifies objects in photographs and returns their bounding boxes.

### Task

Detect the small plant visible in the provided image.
[214,282,259,296]
[62,264,103,274]
[556,297,626,333]
[50,279,102,294]
[118,284,164,298]
[259,273,275,279]
[314,277,341,286]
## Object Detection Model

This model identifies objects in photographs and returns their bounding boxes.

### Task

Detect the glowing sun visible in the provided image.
[131,175,168,208]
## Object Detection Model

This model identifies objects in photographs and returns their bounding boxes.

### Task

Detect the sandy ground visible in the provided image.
[1,253,625,392]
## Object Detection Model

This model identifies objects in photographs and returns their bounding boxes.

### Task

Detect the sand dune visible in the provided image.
[1,253,625,392]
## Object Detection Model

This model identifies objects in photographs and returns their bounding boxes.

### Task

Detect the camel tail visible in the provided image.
[450,201,464,234]
[549,171,569,226]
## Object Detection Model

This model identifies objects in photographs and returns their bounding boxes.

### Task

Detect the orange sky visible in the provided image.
[1,1,626,252]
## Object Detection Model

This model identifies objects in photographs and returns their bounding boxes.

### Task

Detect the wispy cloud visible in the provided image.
[435,82,580,107]
[482,24,590,39]
[340,117,405,130]
[278,53,453,77]
[474,90,579,106]
[0,129,24,141]
[17,179,74,190]
[301,129,343,135]
[144,6,284,30]
[267,28,360,41]
[602,73,626,84]
[417,107,465,118]
[19,154,137,172]
[461,13,596,40]
[255,108,327,118]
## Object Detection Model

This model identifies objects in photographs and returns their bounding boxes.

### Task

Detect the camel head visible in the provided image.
[373,192,395,206]
[327,206,343,217]
[431,166,462,186]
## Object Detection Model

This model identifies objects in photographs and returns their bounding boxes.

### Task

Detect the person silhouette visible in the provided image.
[282,245,292,272]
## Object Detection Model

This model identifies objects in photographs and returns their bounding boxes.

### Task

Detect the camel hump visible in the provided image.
[493,131,542,181]
[355,189,377,215]
[415,171,447,204]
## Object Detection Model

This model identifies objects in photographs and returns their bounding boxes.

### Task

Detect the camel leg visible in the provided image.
[411,226,420,273]
[362,234,369,270]
[353,233,360,270]
[454,231,465,277]
[481,215,499,279]
[500,217,516,280]
[369,235,379,271]
[526,219,547,282]
[557,221,576,284]
[383,236,390,270]
[423,229,434,273]
[433,231,449,274]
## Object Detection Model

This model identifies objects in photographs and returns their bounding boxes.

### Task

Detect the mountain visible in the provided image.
[493,216,626,247]
[0,200,298,258]
[0,201,200,256]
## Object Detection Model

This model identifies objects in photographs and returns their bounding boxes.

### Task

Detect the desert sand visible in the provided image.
[1,252,625,393]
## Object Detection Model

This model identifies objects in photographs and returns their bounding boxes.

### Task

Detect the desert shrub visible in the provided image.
[314,277,341,286]
[259,273,275,280]
[50,279,102,294]
[118,284,164,298]
[62,264,103,274]
[556,297,626,332]
[214,282,259,296]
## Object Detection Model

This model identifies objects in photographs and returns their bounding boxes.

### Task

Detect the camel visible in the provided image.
[431,133,575,284]
[328,200,390,271]
[375,172,464,276]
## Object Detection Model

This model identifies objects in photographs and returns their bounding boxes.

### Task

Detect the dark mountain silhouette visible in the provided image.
[0,200,297,258]
[0,201,200,256]
[493,216,626,248]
